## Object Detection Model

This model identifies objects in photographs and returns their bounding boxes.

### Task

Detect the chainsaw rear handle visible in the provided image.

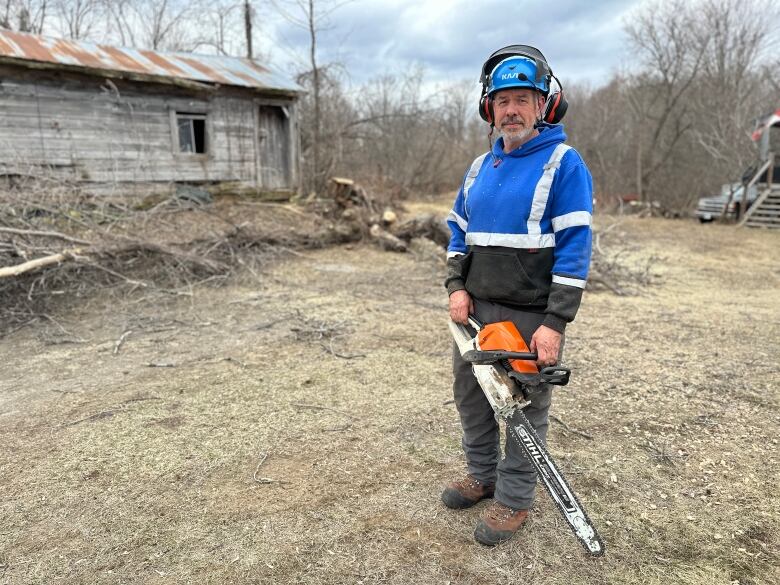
[539,366,570,386]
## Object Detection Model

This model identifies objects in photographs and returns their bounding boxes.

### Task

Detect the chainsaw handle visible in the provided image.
[539,366,570,386]
[461,349,537,364]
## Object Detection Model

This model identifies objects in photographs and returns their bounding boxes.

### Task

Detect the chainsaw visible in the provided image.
[448,315,605,556]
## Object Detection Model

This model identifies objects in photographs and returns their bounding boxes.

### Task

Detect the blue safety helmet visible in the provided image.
[486,56,550,97]
[478,45,567,125]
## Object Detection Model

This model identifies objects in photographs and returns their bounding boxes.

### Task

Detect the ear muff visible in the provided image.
[543,90,568,124]
[479,93,494,124]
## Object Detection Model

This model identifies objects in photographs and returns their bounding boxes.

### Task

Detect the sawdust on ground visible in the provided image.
[0,208,778,585]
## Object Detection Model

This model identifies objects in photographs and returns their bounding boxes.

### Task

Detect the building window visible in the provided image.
[176,113,207,153]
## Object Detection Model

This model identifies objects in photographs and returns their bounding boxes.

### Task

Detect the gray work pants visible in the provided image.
[452,298,558,510]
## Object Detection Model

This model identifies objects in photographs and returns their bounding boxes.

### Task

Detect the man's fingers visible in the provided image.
[449,305,466,324]
[448,291,472,325]
[534,343,551,366]
[538,346,558,367]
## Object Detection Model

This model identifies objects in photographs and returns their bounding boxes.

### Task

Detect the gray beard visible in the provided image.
[500,124,535,145]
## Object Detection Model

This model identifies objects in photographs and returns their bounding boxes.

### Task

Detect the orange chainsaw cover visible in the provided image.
[477,321,539,374]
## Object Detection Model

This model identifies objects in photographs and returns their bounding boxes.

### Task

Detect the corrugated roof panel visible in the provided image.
[137,49,188,77]
[0,30,301,93]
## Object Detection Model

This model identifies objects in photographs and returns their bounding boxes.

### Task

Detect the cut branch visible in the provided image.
[0,248,83,279]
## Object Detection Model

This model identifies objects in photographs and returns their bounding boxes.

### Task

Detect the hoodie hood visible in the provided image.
[493,123,567,159]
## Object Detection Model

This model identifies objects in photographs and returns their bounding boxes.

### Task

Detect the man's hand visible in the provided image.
[449,290,473,325]
[530,325,561,367]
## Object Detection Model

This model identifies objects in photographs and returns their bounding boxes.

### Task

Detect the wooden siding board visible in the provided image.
[0,71,297,191]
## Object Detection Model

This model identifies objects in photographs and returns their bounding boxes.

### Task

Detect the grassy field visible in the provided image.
[0,210,778,585]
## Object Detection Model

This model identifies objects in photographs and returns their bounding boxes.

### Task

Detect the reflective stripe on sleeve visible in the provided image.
[466,232,556,248]
[551,211,592,232]
[446,251,464,258]
[527,144,572,234]
[552,275,586,289]
[446,210,468,231]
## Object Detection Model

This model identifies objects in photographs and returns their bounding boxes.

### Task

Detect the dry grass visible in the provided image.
[0,210,778,585]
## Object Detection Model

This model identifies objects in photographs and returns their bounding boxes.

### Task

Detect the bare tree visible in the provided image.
[565,79,637,203]
[1,0,47,32]
[244,0,252,58]
[337,70,481,195]
[105,0,199,51]
[624,0,709,202]
[689,0,778,172]
[52,0,103,39]
[270,0,351,193]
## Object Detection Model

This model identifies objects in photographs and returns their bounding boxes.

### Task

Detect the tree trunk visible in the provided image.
[244,0,253,59]
[309,0,321,193]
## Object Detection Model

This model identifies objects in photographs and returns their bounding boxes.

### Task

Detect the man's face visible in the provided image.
[492,88,545,143]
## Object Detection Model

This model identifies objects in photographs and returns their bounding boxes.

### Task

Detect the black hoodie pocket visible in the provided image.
[465,249,538,305]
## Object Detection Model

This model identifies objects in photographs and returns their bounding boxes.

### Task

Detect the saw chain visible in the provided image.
[448,317,605,556]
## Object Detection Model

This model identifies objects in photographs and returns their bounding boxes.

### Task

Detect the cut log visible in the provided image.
[382,209,398,225]
[328,177,374,211]
[392,213,449,247]
[369,224,407,252]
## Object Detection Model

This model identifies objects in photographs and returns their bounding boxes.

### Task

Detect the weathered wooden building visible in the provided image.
[0,31,302,197]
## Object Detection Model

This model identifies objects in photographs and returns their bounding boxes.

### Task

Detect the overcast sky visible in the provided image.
[260,0,645,90]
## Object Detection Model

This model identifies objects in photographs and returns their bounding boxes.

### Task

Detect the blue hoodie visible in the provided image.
[445,124,593,332]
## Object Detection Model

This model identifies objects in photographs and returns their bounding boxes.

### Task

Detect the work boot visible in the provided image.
[474,501,529,546]
[441,474,495,509]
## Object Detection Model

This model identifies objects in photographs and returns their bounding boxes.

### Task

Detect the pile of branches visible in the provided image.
[0,179,361,334]
[0,176,654,335]
[0,175,454,335]
[588,220,662,295]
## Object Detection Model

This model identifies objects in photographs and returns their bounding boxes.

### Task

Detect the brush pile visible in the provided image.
[0,177,656,334]
[0,178,347,332]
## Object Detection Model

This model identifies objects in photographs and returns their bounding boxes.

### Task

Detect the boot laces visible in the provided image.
[487,503,516,522]
[458,474,482,490]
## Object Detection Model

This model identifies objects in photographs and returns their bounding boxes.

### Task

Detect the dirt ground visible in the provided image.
[0,206,778,585]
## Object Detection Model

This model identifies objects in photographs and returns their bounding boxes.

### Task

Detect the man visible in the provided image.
[442,45,593,546]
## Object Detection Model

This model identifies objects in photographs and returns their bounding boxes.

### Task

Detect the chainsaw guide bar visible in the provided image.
[448,318,605,556]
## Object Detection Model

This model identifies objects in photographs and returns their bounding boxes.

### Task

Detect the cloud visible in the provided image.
[261,0,643,88]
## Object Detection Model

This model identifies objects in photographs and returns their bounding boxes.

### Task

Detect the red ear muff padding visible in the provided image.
[544,91,568,124]
[544,92,561,123]
[479,94,493,124]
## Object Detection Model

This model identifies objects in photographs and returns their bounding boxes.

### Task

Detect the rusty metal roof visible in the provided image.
[0,30,301,94]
